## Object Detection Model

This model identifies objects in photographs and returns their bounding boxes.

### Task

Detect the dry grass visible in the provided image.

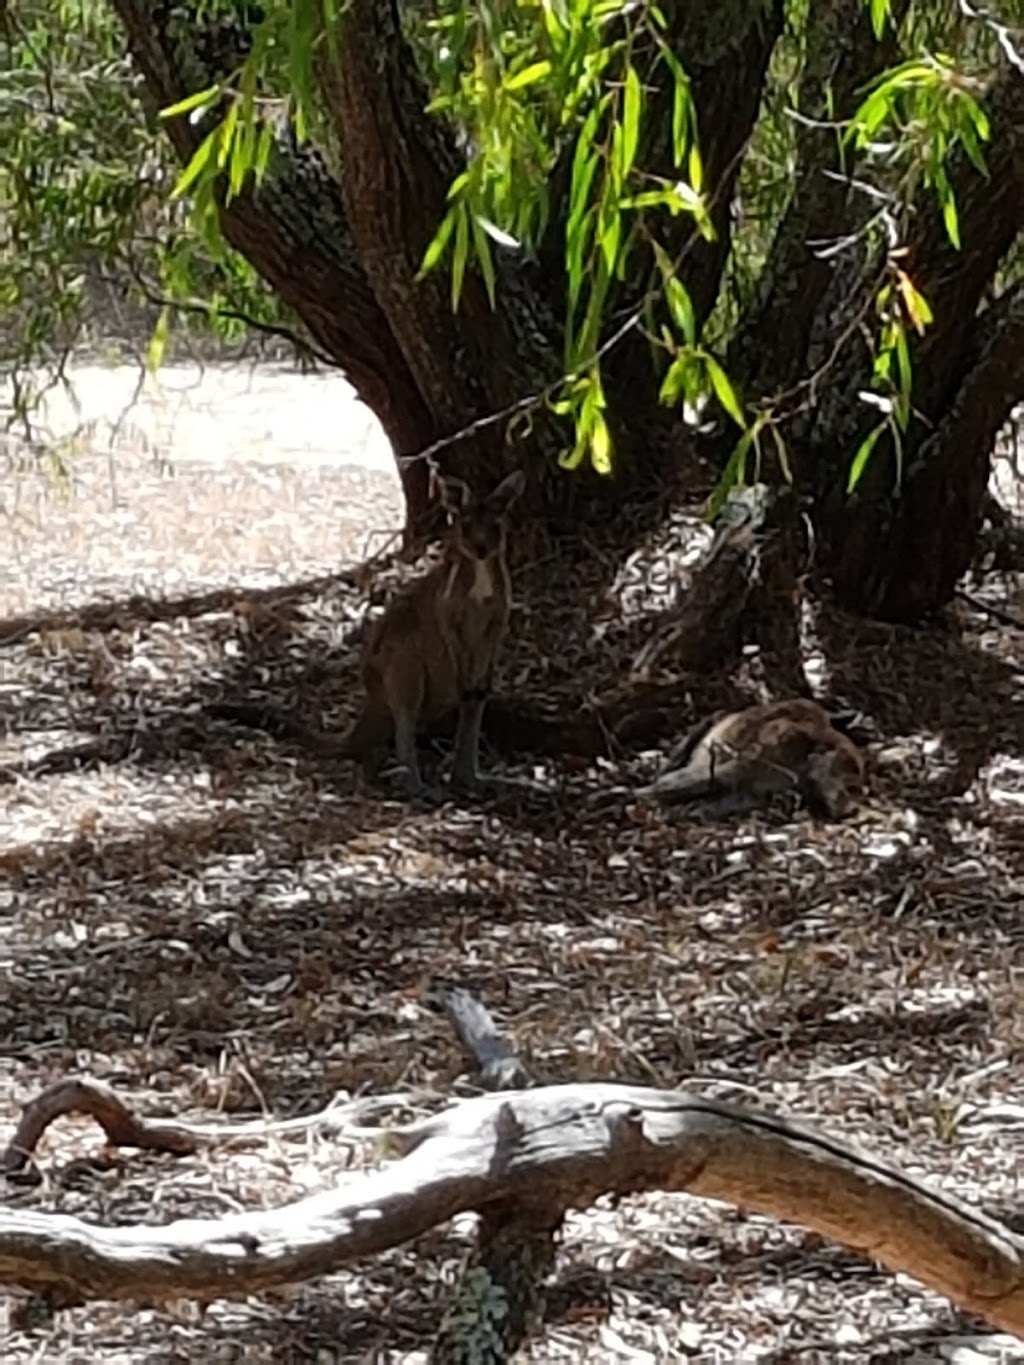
[2,363,1023,1363]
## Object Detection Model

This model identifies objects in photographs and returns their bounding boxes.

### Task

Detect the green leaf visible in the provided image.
[505,60,552,91]
[171,126,219,200]
[704,355,745,427]
[941,190,961,249]
[621,65,641,179]
[159,85,221,121]
[217,103,238,170]
[896,273,933,334]
[666,276,696,345]
[254,120,274,181]
[658,357,688,406]
[146,306,170,374]
[847,423,885,492]
[661,48,690,167]
[470,214,497,309]
[869,0,888,41]
[598,207,621,275]
[589,410,612,474]
[958,118,988,177]
[451,204,469,310]
[707,426,755,519]
[418,207,457,278]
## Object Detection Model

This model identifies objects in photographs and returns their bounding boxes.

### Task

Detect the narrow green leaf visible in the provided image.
[621,65,641,179]
[217,101,238,171]
[171,126,219,200]
[146,307,170,374]
[566,204,595,314]
[505,59,552,91]
[847,423,885,492]
[590,410,612,474]
[470,215,497,309]
[941,191,960,249]
[666,277,696,345]
[254,120,274,181]
[704,355,745,427]
[620,190,677,210]
[959,119,989,177]
[707,427,755,519]
[896,273,933,333]
[418,207,457,278]
[451,204,469,310]
[599,208,621,276]
[160,85,221,121]
[869,0,888,41]
[658,357,687,406]
[661,48,690,167]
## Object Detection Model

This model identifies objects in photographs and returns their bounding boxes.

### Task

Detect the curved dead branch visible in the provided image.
[1,1076,417,1177]
[1,1083,1022,1335]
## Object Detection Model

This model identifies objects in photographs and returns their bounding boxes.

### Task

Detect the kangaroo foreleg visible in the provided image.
[390,708,426,796]
[450,688,488,790]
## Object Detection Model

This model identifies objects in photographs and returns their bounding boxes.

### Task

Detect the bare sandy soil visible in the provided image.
[3,361,401,618]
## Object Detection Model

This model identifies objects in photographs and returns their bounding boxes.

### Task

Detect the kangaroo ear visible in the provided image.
[487,469,526,513]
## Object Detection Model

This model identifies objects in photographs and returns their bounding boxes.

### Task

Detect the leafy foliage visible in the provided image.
[1,0,290,432]
[4,0,1016,497]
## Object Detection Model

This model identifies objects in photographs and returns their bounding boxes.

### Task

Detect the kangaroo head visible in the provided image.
[441,469,525,562]
[804,743,865,817]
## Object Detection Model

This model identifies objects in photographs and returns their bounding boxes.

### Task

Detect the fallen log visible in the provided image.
[2,1082,1022,1338]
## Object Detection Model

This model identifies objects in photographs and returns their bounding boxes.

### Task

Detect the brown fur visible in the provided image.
[638,698,866,818]
[342,469,525,794]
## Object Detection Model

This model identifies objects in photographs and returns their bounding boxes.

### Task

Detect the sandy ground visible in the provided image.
[3,362,402,617]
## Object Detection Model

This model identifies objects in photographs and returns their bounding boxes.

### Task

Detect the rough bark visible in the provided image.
[632,482,809,698]
[809,62,1024,620]
[729,0,910,399]
[109,0,435,519]
[2,1083,1022,1337]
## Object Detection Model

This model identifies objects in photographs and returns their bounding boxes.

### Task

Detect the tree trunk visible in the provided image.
[108,1,1022,622]
[803,68,1024,622]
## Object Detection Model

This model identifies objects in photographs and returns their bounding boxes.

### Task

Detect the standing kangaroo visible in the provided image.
[343,468,525,795]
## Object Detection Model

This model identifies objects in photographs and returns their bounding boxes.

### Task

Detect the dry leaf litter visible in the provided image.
[1,363,1022,1363]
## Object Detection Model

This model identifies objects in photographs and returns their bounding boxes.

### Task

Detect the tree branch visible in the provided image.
[109,0,434,512]
[2,1082,1022,1334]
[317,0,564,480]
[730,0,911,402]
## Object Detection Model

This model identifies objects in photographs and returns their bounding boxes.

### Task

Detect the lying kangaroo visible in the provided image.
[636,698,866,818]
[341,467,525,795]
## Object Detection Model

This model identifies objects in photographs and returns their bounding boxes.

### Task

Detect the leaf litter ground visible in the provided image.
[2,363,1023,1363]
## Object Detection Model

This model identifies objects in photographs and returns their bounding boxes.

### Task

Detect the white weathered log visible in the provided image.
[1,1084,1021,1336]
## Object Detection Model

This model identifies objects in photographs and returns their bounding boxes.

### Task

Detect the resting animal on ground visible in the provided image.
[636,698,866,818]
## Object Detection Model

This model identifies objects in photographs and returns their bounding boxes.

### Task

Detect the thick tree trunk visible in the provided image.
[109,2,1022,624]
[107,0,773,548]
[804,66,1024,621]
[729,0,910,401]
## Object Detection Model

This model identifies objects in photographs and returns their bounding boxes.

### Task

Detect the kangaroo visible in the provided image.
[341,467,525,796]
[636,698,865,818]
